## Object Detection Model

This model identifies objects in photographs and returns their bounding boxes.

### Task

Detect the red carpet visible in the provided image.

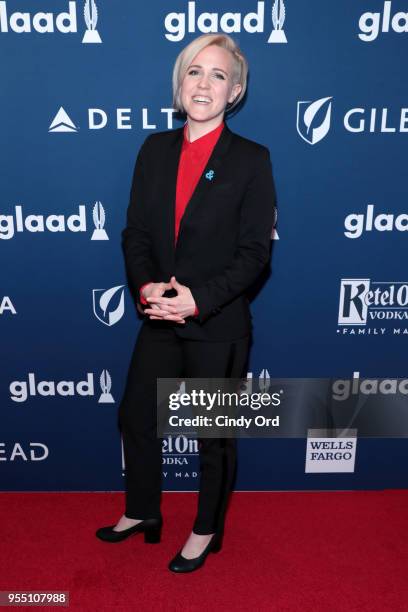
[1,490,407,611]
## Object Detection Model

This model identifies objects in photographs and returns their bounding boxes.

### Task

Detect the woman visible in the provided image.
[96,33,276,573]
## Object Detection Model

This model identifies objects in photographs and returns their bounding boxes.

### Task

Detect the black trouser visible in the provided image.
[118,321,250,535]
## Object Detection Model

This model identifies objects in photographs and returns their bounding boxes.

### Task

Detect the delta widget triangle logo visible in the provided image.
[49,107,78,133]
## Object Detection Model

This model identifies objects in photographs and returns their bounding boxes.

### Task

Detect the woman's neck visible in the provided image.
[186,116,224,143]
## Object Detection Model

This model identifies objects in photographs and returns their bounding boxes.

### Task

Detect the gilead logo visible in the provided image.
[0,442,49,461]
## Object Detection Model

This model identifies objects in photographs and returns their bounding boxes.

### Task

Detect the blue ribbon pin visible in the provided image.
[205,169,215,181]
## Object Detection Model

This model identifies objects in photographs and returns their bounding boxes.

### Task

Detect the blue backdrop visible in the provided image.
[1,0,407,491]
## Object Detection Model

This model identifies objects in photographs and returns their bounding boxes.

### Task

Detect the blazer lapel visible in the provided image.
[161,126,184,261]
[161,122,234,258]
[176,122,233,246]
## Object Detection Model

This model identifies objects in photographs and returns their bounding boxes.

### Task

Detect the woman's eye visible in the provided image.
[187,69,225,80]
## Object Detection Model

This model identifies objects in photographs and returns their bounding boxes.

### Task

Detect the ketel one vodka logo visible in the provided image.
[0,1,102,43]
[93,285,125,326]
[297,96,333,145]
[338,279,408,326]
[9,370,115,403]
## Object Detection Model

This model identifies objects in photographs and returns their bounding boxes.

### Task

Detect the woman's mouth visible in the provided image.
[192,96,212,105]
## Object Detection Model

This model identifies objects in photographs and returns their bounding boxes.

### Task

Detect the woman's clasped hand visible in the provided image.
[142,275,197,324]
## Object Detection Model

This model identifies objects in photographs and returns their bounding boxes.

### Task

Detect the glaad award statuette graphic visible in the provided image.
[91,201,108,240]
[268,0,287,43]
[271,206,279,240]
[99,369,114,403]
[82,0,101,44]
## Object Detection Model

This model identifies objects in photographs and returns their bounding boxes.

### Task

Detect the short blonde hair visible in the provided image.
[172,33,248,114]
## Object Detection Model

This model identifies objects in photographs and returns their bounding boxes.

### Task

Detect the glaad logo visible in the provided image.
[338,279,408,326]
[0,296,16,315]
[332,371,408,401]
[240,369,271,394]
[164,1,288,43]
[93,285,125,326]
[358,1,408,42]
[9,371,115,403]
[344,205,408,238]
[0,205,85,238]
[0,203,108,240]
[0,1,102,43]
[297,96,332,145]
[0,442,49,462]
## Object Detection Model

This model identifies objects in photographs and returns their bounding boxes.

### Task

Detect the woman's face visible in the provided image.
[180,44,242,125]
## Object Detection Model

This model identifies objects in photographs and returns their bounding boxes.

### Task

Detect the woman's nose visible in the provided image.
[198,74,210,88]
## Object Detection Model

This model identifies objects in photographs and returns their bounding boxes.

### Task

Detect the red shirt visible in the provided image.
[140,120,225,316]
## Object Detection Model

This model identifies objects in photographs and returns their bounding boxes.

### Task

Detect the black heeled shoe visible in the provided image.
[168,532,222,573]
[95,517,162,543]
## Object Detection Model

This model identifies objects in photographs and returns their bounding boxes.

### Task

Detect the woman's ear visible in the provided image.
[228,83,242,104]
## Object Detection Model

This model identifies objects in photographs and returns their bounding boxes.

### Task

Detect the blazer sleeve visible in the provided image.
[190,147,276,323]
[121,136,155,300]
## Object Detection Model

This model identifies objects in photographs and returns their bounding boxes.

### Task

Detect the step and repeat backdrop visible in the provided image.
[1,1,407,491]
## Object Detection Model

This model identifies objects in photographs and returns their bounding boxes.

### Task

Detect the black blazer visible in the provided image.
[122,121,276,342]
